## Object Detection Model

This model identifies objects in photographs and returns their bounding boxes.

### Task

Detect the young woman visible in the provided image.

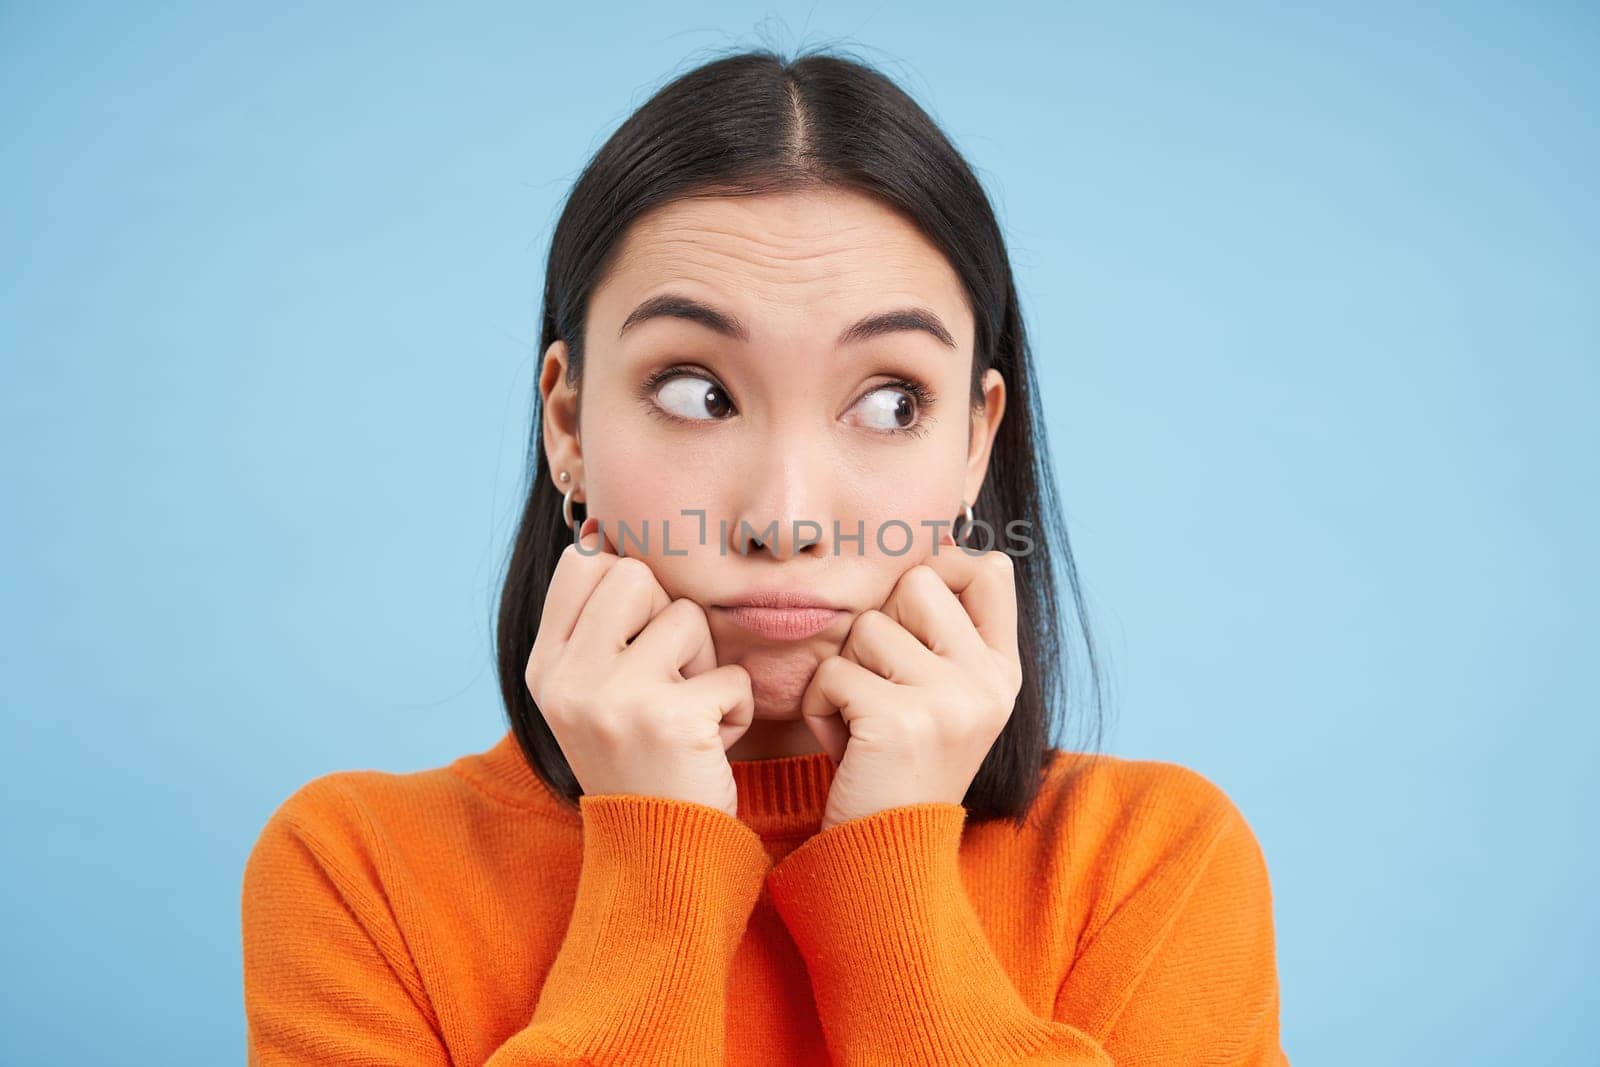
[242,49,1289,1065]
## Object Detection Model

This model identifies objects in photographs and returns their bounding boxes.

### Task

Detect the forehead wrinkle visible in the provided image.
[623,193,936,276]
[603,193,975,350]
[630,223,889,288]
[622,231,960,316]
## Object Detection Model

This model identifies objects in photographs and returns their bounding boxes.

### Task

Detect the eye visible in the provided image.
[650,370,735,421]
[846,379,934,436]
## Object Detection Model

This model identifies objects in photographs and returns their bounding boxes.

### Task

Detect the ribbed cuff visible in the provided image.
[767,802,1097,1065]
[525,793,773,1064]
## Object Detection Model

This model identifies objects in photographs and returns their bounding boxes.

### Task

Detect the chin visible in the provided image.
[738,648,817,719]
[751,700,803,722]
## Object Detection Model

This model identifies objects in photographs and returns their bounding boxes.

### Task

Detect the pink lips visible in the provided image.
[715,591,845,641]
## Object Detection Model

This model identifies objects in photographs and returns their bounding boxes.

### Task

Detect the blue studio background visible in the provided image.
[2,3,1595,1064]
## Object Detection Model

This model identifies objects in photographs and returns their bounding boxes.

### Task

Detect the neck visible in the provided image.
[475,724,839,838]
[726,717,825,762]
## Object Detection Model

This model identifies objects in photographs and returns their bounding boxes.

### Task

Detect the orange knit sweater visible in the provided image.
[241,731,1288,1065]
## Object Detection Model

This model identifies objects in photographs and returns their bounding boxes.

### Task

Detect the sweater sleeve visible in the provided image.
[764,803,1114,1066]
[765,789,1288,1067]
[242,780,773,1066]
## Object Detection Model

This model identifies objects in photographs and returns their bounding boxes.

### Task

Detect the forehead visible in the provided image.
[591,187,972,347]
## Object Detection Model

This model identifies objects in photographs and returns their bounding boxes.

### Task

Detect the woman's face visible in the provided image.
[541,186,1006,740]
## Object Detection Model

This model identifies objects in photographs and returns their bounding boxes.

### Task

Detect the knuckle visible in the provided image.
[903,565,942,596]
[560,540,602,572]
[539,662,601,727]
[649,597,703,644]
[853,608,887,635]
[670,595,707,627]
[613,556,653,585]
[536,676,571,722]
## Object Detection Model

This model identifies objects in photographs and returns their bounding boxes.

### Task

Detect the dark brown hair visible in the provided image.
[494,46,1107,828]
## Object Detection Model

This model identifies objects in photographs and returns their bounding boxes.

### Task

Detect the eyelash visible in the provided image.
[637,365,936,438]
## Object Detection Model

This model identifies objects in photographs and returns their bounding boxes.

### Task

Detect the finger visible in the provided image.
[841,608,937,684]
[674,663,755,750]
[535,516,618,652]
[881,563,982,660]
[567,553,672,663]
[916,546,1021,662]
[799,655,896,762]
[802,706,850,766]
[626,597,719,681]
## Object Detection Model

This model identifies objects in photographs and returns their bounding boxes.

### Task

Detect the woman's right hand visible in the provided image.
[523,514,756,819]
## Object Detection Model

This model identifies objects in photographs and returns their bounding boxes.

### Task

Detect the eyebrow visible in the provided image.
[617,292,957,350]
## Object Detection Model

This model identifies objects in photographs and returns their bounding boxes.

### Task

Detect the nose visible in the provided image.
[727,426,835,562]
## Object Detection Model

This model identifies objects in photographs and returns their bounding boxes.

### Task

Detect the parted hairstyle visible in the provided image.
[493,46,1107,829]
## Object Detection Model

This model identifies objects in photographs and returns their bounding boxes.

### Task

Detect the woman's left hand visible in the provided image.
[799,533,1024,832]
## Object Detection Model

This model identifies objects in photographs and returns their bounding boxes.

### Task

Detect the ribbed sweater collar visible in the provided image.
[470,729,836,840]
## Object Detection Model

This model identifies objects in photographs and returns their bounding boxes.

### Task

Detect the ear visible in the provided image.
[964,367,1007,506]
[540,339,584,497]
